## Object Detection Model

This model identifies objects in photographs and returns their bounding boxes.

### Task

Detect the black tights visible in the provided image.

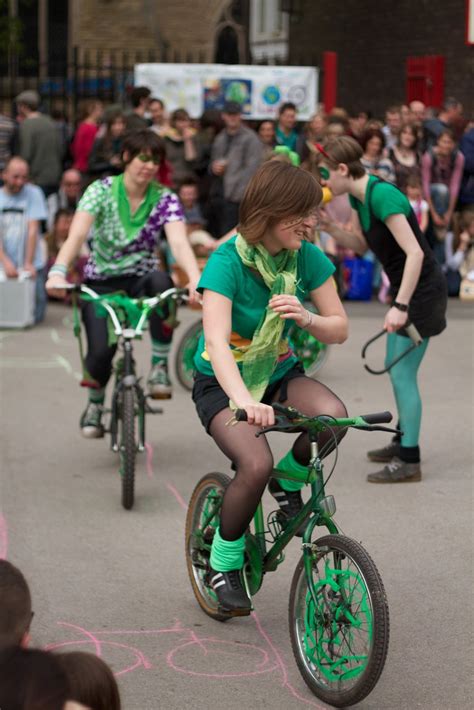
[82,271,174,387]
[209,377,347,541]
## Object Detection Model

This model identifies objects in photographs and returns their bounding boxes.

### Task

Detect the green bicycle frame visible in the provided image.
[247,414,377,598]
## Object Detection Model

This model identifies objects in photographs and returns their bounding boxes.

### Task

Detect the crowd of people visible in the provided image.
[0,558,121,709]
[1,84,472,684]
[1,88,473,327]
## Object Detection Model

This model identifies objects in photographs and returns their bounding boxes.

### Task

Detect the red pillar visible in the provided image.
[323,51,338,112]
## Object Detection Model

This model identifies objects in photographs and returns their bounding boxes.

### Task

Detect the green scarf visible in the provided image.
[235,233,298,403]
[111,174,164,241]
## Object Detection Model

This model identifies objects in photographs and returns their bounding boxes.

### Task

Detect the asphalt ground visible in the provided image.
[0,299,472,710]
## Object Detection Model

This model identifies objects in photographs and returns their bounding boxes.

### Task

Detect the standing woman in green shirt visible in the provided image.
[192,161,348,614]
[317,136,447,484]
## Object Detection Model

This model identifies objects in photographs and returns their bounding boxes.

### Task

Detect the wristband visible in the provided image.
[392,301,408,312]
[48,264,67,278]
[304,310,313,328]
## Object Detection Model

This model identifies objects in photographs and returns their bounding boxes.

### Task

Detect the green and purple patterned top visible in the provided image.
[78,175,184,281]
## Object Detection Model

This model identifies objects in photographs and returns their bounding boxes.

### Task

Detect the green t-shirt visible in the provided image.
[194,236,335,381]
[349,175,411,232]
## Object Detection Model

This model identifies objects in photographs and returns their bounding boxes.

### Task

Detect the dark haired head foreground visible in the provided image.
[0,559,32,650]
[0,646,70,710]
[56,651,121,710]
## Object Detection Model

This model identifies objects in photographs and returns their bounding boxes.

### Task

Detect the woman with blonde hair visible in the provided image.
[192,160,348,614]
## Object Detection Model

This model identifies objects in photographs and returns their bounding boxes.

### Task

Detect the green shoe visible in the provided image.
[367,457,421,483]
[367,441,401,462]
[80,402,104,439]
[147,362,172,399]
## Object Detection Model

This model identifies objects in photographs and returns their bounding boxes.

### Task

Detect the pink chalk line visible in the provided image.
[0,513,8,559]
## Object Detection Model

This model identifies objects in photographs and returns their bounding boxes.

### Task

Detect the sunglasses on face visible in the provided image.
[137,153,160,165]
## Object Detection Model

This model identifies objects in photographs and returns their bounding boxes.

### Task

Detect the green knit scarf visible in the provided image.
[234,233,298,403]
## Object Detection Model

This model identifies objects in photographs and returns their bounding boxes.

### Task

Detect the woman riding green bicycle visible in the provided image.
[192,160,348,614]
[46,130,201,437]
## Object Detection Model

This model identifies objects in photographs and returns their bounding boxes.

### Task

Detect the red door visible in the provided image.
[406,55,445,108]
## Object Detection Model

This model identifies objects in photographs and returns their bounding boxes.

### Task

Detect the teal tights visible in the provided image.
[386,333,429,447]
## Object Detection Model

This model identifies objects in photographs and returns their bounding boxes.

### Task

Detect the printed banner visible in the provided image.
[134,63,318,120]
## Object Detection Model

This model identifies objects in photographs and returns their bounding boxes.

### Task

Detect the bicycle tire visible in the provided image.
[120,387,136,510]
[185,472,233,622]
[175,319,203,391]
[288,534,389,708]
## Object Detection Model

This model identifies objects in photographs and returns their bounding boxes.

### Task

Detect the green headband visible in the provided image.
[272,145,301,167]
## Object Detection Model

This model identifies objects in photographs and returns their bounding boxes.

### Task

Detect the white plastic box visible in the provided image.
[0,274,35,328]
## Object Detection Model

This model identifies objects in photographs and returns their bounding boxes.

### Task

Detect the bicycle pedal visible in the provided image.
[218,605,252,618]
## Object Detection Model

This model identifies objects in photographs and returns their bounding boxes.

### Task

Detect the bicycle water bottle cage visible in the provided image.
[361,323,423,375]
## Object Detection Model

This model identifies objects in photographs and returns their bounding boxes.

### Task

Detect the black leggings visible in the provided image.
[82,271,174,387]
[209,376,347,541]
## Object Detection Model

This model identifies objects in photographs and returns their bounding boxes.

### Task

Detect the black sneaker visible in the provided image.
[209,568,252,616]
[269,478,306,537]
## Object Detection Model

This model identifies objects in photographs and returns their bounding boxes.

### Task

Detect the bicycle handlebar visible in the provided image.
[234,404,398,436]
[49,284,189,337]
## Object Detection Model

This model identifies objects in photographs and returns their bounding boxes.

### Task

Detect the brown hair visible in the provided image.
[56,651,121,710]
[0,560,32,648]
[361,127,386,154]
[238,161,322,245]
[170,108,190,127]
[0,647,69,710]
[398,122,418,150]
[453,209,474,251]
[321,136,366,179]
[405,174,422,190]
[121,129,166,166]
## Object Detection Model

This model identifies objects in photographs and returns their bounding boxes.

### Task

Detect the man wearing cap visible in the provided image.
[15,90,62,197]
[210,101,263,235]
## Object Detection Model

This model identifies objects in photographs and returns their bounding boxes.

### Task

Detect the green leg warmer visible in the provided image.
[209,527,246,572]
[387,333,429,447]
[275,449,307,492]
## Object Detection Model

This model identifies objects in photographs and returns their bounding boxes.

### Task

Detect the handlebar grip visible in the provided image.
[234,409,248,422]
[360,411,393,424]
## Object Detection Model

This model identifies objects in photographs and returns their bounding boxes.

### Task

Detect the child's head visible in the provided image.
[177,177,199,208]
[405,175,422,201]
[0,560,32,649]
[56,651,121,710]
[461,210,474,239]
[53,209,75,243]
[0,647,69,710]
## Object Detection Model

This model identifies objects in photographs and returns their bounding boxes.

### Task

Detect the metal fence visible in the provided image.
[0,46,319,122]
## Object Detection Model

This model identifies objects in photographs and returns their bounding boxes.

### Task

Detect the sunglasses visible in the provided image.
[137,153,160,165]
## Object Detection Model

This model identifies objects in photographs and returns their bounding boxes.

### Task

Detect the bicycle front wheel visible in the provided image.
[175,319,202,391]
[289,534,389,708]
[185,472,232,622]
[119,387,136,510]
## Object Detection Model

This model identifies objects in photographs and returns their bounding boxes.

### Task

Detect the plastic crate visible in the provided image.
[0,276,35,328]
[343,258,374,301]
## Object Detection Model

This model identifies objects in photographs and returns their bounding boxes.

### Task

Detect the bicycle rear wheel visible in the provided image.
[175,319,202,391]
[289,534,389,708]
[288,321,330,378]
[185,472,232,621]
[119,387,136,510]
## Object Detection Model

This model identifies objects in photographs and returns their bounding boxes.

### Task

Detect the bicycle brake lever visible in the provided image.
[354,425,402,434]
[255,418,305,437]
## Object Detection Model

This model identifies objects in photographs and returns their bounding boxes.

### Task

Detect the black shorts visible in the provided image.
[192,362,306,434]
